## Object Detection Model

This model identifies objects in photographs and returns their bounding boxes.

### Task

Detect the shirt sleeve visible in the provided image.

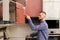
[28,19,46,31]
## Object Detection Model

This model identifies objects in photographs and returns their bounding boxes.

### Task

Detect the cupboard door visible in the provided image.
[16,2,25,24]
[43,0,59,20]
[25,0,43,17]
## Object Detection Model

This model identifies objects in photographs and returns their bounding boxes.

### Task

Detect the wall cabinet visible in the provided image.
[43,0,60,20]
[25,0,42,17]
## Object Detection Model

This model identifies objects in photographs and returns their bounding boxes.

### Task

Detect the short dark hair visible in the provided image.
[40,11,46,15]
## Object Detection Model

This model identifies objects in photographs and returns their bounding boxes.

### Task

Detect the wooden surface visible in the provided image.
[0,24,15,28]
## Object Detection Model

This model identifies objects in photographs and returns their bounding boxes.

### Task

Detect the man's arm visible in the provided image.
[28,19,46,30]
[25,15,46,31]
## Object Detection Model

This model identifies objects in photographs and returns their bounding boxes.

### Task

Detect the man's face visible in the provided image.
[38,13,46,20]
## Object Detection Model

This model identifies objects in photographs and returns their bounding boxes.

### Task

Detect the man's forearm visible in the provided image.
[28,19,36,30]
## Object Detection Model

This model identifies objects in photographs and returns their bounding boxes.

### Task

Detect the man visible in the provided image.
[25,11,48,40]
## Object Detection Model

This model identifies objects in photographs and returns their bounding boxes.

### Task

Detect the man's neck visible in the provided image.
[42,19,45,21]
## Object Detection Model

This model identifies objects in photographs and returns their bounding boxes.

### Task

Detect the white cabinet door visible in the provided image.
[44,0,60,2]
[0,38,3,40]
[3,0,10,21]
[0,32,3,40]
[43,1,60,20]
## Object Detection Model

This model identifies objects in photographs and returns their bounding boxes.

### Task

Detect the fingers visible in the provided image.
[24,13,29,16]
[24,14,31,19]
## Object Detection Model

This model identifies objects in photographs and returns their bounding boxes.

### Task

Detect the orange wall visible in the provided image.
[25,0,43,17]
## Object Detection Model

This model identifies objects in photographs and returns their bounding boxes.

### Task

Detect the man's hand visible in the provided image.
[25,14,31,19]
